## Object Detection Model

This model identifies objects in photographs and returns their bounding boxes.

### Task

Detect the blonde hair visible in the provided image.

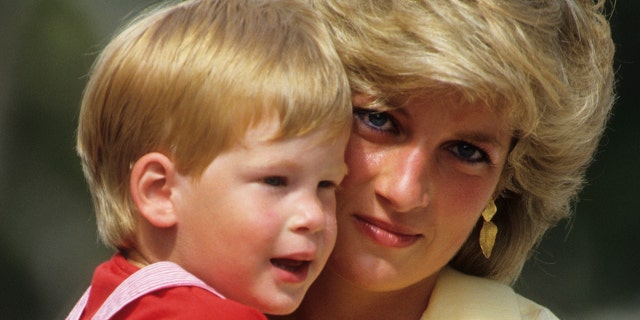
[78,0,351,250]
[315,0,615,283]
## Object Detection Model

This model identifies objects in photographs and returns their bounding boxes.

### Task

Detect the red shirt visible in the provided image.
[79,254,266,319]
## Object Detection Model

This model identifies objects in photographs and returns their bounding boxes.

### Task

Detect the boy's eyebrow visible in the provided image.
[249,159,348,177]
[244,159,303,174]
[252,159,300,169]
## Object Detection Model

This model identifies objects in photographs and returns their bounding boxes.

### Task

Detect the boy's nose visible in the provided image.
[290,194,328,234]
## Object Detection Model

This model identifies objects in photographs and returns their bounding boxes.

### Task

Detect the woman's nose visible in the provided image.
[375,146,430,213]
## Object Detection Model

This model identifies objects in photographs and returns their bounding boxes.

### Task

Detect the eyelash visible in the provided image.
[448,141,492,165]
[318,181,337,189]
[353,108,398,134]
[263,177,338,189]
[354,108,493,165]
[263,176,287,186]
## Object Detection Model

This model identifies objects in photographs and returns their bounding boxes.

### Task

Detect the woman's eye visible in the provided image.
[263,176,287,186]
[354,108,397,133]
[449,142,488,163]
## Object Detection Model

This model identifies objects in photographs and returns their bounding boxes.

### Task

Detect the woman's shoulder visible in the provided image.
[515,294,559,320]
[421,267,558,320]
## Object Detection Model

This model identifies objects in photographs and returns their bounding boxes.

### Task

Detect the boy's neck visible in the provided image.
[123,249,151,268]
[273,267,437,320]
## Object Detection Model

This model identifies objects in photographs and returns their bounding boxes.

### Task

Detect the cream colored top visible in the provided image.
[421,268,559,320]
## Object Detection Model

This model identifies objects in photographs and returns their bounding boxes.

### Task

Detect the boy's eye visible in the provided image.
[449,142,488,163]
[263,176,287,186]
[317,180,336,189]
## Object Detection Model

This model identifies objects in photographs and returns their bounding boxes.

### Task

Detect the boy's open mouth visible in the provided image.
[270,258,310,273]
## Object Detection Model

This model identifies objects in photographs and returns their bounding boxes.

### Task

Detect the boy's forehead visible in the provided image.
[243,116,282,142]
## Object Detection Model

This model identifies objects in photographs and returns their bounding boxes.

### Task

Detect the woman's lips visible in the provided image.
[353,215,422,248]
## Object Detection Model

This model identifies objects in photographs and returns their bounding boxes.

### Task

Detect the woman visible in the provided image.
[274,0,615,319]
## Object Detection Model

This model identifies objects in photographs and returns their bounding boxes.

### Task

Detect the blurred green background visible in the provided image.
[0,1,638,319]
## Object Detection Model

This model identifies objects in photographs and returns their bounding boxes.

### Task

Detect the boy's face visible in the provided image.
[170,118,348,314]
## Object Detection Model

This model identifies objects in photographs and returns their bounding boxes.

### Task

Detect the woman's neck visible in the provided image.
[275,267,438,320]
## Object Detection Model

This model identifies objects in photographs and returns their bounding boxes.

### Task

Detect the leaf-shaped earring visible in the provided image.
[479,201,498,259]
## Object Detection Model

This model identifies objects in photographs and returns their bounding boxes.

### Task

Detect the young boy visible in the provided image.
[66,0,351,318]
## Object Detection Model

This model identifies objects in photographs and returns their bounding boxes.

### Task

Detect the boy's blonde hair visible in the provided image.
[77,0,351,250]
[314,0,615,283]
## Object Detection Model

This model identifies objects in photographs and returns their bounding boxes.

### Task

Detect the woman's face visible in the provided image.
[328,92,512,292]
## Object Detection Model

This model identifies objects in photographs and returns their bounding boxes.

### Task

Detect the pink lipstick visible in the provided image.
[353,215,422,248]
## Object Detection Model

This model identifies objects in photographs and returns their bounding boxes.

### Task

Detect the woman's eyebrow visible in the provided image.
[455,131,509,151]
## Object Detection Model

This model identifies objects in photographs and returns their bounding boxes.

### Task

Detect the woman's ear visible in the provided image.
[130,152,178,228]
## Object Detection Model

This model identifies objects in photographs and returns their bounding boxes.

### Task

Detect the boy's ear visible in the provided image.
[130,152,178,228]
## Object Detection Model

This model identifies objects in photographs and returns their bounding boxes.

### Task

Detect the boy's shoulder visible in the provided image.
[116,285,267,320]
[84,254,266,319]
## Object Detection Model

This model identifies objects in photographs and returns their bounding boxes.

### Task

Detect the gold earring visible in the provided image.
[479,201,498,259]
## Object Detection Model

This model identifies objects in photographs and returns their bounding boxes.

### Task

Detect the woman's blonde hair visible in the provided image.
[315,0,615,283]
[77,0,351,250]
